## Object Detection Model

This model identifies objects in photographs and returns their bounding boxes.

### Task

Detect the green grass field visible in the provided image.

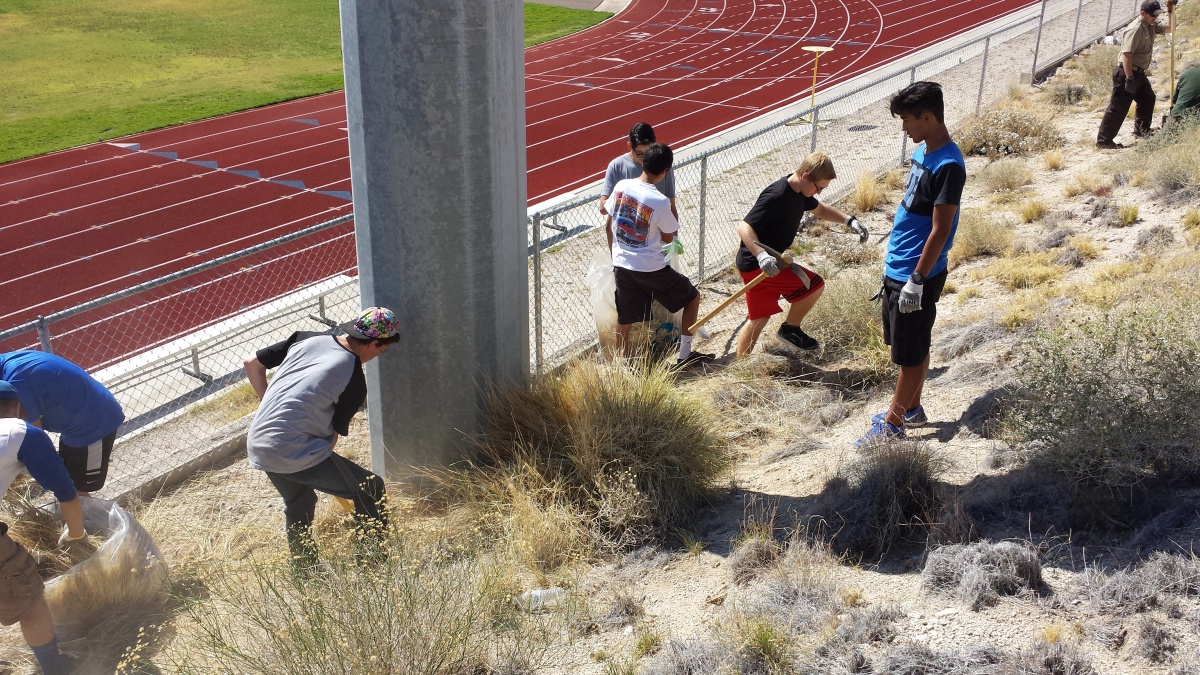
[0,1,610,164]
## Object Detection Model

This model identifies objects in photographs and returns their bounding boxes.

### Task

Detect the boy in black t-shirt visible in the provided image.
[735,152,868,357]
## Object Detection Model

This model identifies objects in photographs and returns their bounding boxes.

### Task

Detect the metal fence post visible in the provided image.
[1071,0,1085,54]
[1031,0,1050,82]
[1106,0,1116,33]
[809,107,820,153]
[697,156,708,282]
[532,215,544,378]
[900,68,916,165]
[35,316,53,354]
[976,36,992,116]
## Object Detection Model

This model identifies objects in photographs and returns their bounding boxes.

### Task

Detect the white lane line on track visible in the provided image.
[1,203,355,324]
[0,133,350,220]
[0,152,350,260]
[0,93,347,189]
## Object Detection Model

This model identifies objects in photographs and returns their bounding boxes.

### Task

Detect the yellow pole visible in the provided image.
[802,46,834,112]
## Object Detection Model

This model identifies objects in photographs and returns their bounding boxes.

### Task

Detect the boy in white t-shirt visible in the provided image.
[604,143,713,367]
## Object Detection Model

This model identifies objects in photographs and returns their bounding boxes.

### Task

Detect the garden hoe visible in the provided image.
[688,241,807,333]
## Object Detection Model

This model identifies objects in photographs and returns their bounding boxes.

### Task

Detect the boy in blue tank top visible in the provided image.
[856,81,966,446]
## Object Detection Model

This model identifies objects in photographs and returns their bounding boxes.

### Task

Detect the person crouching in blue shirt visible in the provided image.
[0,381,88,675]
[856,82,966,446]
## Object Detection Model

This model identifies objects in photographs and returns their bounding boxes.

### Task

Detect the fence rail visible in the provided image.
[0,0,1137,498]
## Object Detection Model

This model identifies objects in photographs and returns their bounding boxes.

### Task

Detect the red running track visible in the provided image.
[0,0,1032,367]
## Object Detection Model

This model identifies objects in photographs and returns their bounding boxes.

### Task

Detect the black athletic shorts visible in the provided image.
[59,430,117,492]
[881,271,947,367]
[614,265,699,326]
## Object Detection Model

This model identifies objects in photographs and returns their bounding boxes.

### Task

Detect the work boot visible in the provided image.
[778,324,819,350]
[1096,140,1124,149]
[675,351,716,370]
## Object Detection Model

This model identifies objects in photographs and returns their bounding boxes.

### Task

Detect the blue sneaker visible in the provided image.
[854,419,905,447]
[870,405,928,428]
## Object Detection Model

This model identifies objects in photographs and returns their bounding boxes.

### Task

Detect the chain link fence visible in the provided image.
[0,0,1137,499]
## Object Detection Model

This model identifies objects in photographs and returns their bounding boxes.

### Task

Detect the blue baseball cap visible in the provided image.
[0,381,17,400]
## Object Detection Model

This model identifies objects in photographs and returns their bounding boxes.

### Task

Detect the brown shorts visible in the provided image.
[0,526,44,626]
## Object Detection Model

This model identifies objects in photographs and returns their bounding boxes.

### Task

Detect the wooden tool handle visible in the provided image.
[688,272,768,333]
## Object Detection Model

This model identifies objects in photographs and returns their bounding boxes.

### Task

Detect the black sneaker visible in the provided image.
[778,324,819,350]
[675,351,716,370]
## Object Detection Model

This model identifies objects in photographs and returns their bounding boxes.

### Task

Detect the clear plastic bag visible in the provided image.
[44,496,169,633]
[586,251,620,355]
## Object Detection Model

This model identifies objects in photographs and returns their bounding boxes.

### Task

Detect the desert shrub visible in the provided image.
[851,170,885,212]
[1063,171,1110,197]
[1116,204,1139,226]
[1010,640,1097,674]
[1019,200,1048,223]
[979,158,1034,193]
[823,442,947,561]
[640,638,730,674]
[922,541,1042,610]
[957,110,1065,157]
[447,360,731,554]
[1136,224,1174,251]
[805,267,891,382]
[1135,116,1200,195]
[818,231,882,268]
[1042,149,1065,170]
[949,209,1013,266]
[173,537,562,674]
[1184,209,1200,246]
[1135,616,1176,663]
[1080,552,1200,614]
[1009,308,1200,489]
[877,644,1006,674]
[730,536,781,586]
[977,251,1062,289]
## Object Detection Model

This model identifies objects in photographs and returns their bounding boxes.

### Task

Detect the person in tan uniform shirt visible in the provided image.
[1096,0,1172,149]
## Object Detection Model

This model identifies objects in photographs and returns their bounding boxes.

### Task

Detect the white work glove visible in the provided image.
[846,216,869,244]
[755,250,780,277]
[898,279,924,313]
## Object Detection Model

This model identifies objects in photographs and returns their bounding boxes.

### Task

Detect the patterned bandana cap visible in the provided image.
[341,307,399,340]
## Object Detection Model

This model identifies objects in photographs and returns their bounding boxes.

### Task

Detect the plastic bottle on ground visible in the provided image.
[516,586,565,611]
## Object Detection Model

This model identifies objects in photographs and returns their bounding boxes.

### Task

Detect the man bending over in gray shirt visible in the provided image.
[243,307,400,569]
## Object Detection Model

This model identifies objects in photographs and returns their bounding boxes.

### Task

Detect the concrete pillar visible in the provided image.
[339,0,528,478]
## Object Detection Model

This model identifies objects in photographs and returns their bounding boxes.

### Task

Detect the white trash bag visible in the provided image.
[586,250,620,356]
[44,495,170,632]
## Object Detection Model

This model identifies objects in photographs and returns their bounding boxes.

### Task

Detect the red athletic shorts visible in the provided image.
[739,266,825,321]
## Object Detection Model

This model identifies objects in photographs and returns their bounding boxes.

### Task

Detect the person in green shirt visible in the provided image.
[1170,63,1200,121]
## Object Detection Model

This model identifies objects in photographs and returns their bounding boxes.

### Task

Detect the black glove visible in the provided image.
[1124,75,1138,94]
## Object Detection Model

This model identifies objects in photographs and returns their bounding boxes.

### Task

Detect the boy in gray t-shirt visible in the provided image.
[598,122,679,251]
[243,307,400,568]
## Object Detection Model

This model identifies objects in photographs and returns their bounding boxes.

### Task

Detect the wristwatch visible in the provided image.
[909,271,925,285]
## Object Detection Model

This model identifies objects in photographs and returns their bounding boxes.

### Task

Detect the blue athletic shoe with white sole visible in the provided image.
[854,419,905,447]
[870,405,928,428]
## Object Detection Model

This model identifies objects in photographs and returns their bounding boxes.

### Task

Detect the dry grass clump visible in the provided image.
[818,231,882,268]
[1042,149,1065,171]
[1079,552,1200,615]
[441,359,730,559]
[851,170,885,212]
[878,640,1097,674]
[1008,308,1200,491]
[883,166,908,191]
[948,208,1013,266]
[957,110,1065,158]
[999,288,1057,330]
[805,267,892,381]
[976,250,1062,290]
[978,157,1033,193]
[1136,223,1174,251]
[1116,204,1139,226]
[170,533,564,675]
[639,638,727,674]
[1134,116,1200,196]
[1019,200,1049,223]
[1063,171,1111,197]
[922,541,1042,611]
[0,492,89,578]
[1134,616,1176,664]
[821,442,947,561]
